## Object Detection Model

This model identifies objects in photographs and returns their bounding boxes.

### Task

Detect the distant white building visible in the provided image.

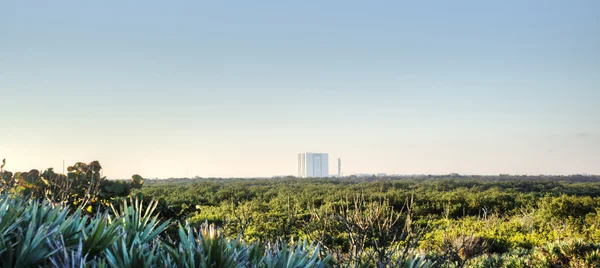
[297,152,329,178]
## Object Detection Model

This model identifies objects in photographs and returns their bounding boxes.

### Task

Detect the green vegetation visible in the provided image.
[1,159,600,267]
[0,194,331,267]
[0,159,143,213]
[140,176,600,267]
[0,160,332,267]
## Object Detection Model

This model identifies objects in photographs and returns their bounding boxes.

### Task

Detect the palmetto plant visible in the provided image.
[104,237,161,268]
[0,197,60,267]
[103,198,168,268]
[166,224,332,268]
[48,236,90,268]
[82,214,122,257]
[168,223,250,268]
[261,239,332,268]
[0,194,334,267]
[395,255,434,268]
[110,198,169,246]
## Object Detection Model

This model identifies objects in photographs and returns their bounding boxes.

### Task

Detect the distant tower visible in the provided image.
[338,158,341,177]
[297,152,328,178]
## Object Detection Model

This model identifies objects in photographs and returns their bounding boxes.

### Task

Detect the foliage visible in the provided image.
[3,159,600,266]
[141,176,600,266]
[0,194,332,267]
[0,160,144,213]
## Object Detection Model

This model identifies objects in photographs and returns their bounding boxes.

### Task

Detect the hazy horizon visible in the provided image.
[2,1,599,179]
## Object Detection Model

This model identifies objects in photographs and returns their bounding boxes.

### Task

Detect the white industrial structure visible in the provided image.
[297,152,329,178]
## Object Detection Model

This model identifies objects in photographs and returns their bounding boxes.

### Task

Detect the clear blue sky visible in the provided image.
[1,0,599,178]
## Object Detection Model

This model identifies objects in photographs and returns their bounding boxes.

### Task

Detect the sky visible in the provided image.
[1,0,599,178]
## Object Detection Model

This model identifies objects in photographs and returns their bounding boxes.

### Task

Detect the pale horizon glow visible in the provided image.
[1,1,599,178]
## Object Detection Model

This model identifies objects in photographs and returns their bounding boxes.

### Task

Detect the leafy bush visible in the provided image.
[0,160,143,213]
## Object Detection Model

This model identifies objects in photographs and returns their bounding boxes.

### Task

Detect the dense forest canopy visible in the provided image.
[139,175,600,266]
